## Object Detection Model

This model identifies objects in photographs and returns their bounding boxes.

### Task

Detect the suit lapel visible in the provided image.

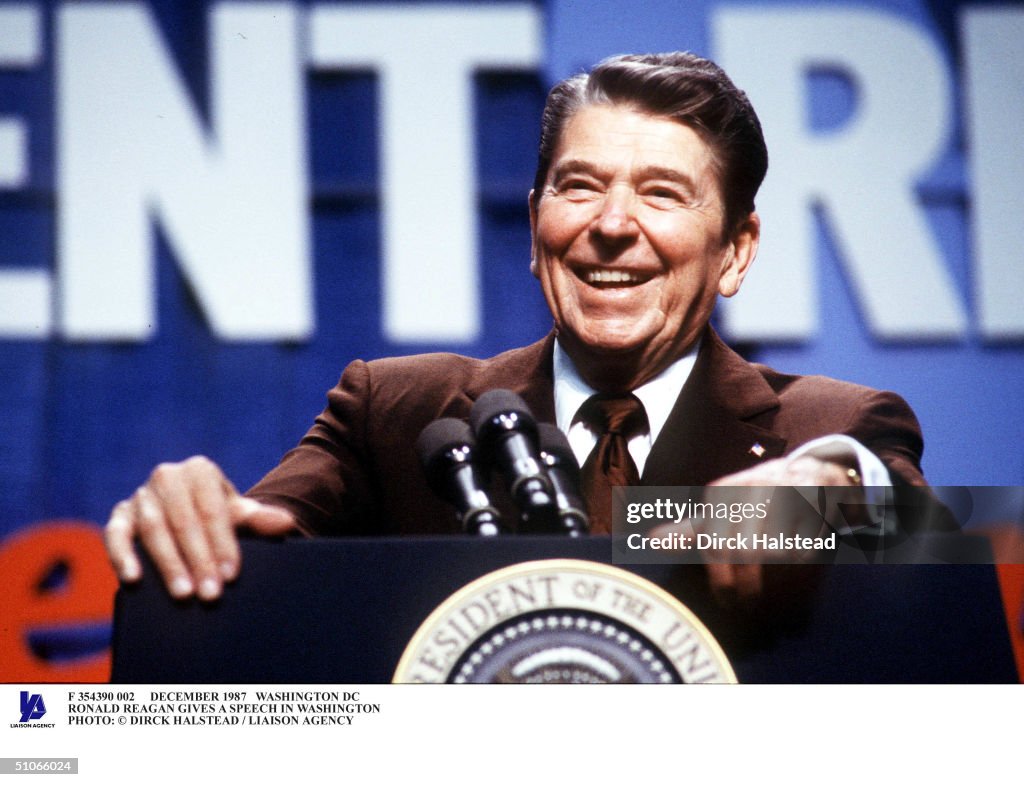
[459,329,783,485]
[641,327,787,486]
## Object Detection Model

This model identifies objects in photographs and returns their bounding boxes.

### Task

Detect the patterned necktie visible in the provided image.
[579,394,648,534]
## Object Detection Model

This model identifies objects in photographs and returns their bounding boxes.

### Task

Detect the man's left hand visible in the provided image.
[650,456,860,608]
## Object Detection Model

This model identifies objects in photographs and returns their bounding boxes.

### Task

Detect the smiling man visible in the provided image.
[106,52,931,603]
[530,103,757,394]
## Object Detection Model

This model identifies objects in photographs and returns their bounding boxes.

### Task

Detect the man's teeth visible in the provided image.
[585,269,648,284]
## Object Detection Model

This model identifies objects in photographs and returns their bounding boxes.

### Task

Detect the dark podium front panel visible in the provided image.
[111,535,1017,683]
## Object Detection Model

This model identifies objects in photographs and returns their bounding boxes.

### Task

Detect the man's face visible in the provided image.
[530,103,758,389]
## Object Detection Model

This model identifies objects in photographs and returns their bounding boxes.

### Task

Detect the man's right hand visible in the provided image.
[104,456,298,601]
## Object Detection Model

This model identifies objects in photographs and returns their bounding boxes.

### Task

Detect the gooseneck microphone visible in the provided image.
[416,418,504,536]
[537,423,591,537]
[469,390,558,531]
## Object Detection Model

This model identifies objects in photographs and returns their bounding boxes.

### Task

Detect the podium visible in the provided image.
[111,535,1018,683]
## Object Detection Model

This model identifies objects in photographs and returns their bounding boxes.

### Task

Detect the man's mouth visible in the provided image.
[578,268,655,288]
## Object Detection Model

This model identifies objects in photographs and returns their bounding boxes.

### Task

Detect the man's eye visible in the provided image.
[560,179,600,194]
[645,187,683,202]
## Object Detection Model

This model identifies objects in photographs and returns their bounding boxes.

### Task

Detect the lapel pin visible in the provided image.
[749,442,766,458]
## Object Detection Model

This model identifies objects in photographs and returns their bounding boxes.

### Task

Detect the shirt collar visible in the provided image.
[552,337,701,445]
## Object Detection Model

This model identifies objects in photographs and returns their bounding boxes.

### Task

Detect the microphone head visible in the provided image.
[416,418,505,536]
[537,423,581,483]
[537,424,589,536]
[416,418,476,482]
[469,389,538,444]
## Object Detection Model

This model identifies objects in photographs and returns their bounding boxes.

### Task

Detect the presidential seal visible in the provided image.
[393,560,735,684]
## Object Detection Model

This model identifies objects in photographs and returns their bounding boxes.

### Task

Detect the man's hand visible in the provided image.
[710,454,860,488]
[105,456,298,601]
[697,456,859,607]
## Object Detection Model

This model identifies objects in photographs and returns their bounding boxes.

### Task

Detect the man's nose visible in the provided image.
[591,187,639,244]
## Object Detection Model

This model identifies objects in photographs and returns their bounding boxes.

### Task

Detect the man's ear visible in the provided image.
[528,189,539,278]
[718,212,760,298]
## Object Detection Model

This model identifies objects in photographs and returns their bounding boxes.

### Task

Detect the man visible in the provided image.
[105,52,929,603]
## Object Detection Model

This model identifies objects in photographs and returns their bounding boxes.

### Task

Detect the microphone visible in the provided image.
[469,390,558,531]
[416,418,504,536]
[537,424,591,537]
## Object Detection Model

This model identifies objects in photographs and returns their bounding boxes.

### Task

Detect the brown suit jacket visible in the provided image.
[248,327,929,536]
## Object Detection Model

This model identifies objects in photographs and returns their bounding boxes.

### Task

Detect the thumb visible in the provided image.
[230,497,299,536]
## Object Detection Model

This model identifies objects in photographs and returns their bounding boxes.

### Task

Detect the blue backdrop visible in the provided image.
[2,0,1021,544]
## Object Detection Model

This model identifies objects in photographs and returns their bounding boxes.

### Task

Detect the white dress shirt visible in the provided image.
[551,337,892,488]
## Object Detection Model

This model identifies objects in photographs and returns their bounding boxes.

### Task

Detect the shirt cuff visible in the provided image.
[786,434,894,533]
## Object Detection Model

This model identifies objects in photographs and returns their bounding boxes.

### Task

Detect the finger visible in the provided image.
[709,459,787,487]
[105,500,142,582]
[132,486,195,599]
[185,458,240,583]
[731,563,763,603]
[230,497,299,536]
[783,456,854,487]
[704,562,738,607]
[705,562,764,609]
[148,463,222,601]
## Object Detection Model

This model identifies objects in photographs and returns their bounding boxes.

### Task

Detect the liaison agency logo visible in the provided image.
[11,691,54,729]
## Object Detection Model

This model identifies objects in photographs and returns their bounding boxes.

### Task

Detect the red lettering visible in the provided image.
[0,521,117,682]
